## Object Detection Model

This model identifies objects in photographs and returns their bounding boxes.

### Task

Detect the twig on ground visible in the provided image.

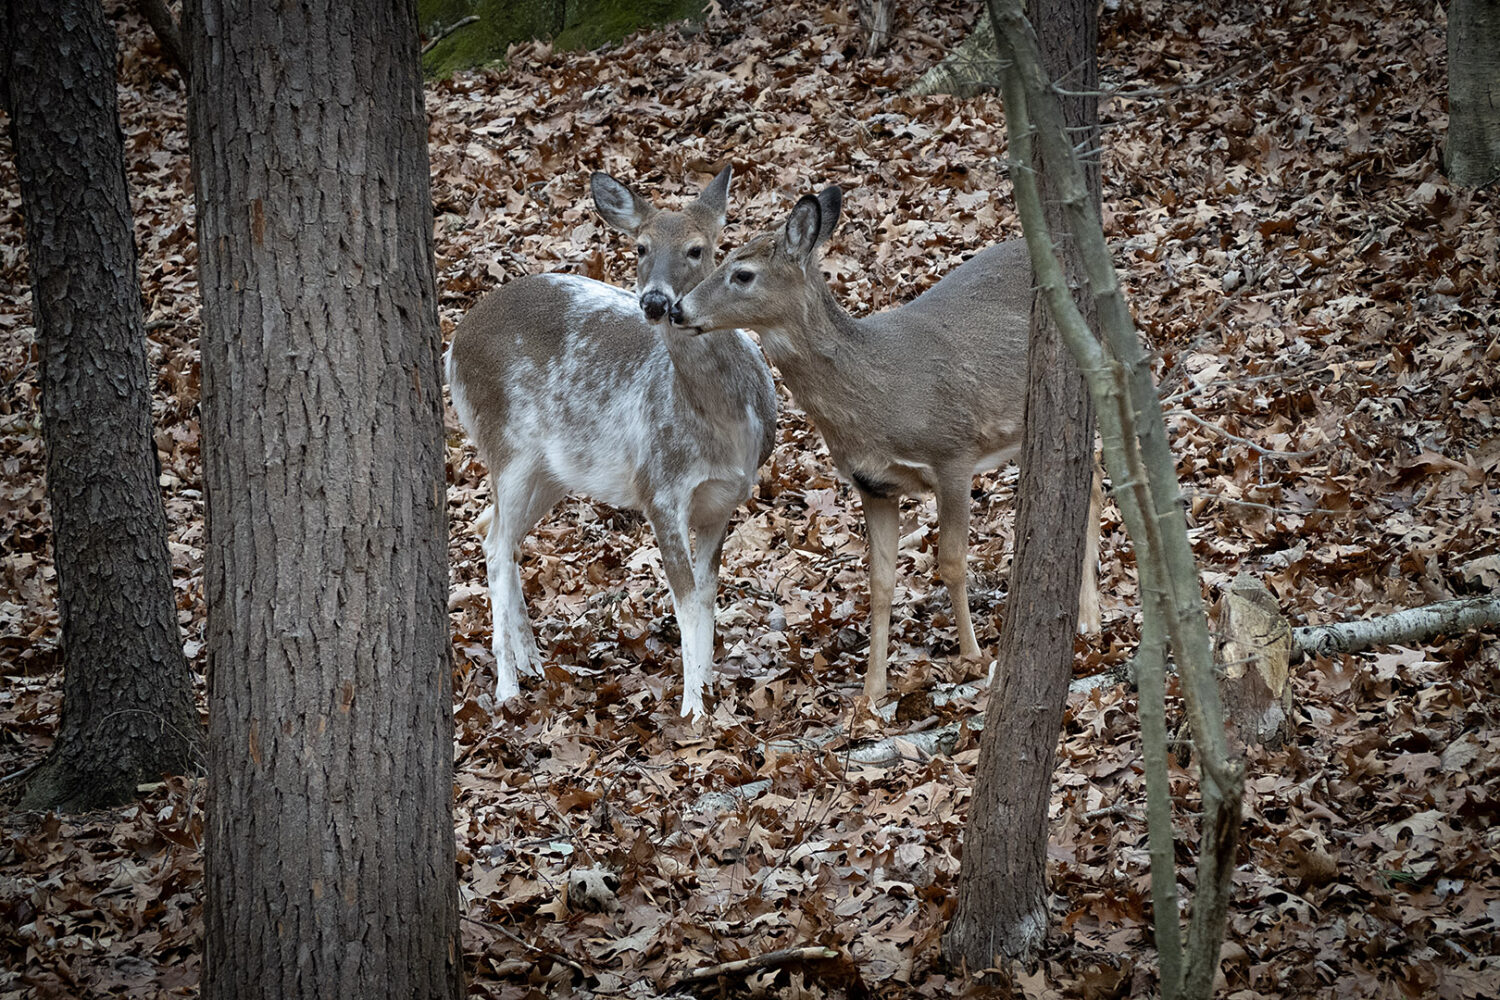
[671,946,841,987]
[464,913,587,978]
[1170,409,1328,460]
[0,761,42,786]
[1182,489,1339,517]
[1084,802,1138,822]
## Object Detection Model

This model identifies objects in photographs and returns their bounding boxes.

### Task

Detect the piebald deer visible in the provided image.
[673,186,1101,701]
[446,167,776,718]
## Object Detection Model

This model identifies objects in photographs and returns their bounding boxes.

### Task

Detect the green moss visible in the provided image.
[554,0,704,52]
[420,0,705,77]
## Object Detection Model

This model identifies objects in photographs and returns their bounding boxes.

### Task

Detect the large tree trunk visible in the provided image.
[184,0,461,996]
[943,0,1098,972]
[4,0,203,813]
[1446,0,1500,187]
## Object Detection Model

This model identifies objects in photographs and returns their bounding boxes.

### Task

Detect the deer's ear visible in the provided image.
[591,172,654,236]
[695,164,733,228]
[784,193,825,263]
[815,186,842,245]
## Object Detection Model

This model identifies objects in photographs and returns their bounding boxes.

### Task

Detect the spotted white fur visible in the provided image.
[446,170,774,718]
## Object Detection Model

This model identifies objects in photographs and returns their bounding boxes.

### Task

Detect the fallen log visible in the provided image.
[1293,595,1500,658]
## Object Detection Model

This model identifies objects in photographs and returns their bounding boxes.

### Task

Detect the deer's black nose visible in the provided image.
[640,290,670,322]
[668,301,684,325]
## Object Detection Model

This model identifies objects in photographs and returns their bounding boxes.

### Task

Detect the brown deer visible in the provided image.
[672,186,1100,701]
[446,167,776,717]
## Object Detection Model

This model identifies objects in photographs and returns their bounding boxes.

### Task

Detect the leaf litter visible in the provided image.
[1,0,1497,997]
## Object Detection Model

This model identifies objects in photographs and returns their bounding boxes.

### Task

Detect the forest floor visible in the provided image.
[3,0,1499,997]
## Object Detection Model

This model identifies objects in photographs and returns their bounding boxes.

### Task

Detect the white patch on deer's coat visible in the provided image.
[973,443,1020,476]
[543,272,636,317]
[450,268,774,719]
[445,341,479,446]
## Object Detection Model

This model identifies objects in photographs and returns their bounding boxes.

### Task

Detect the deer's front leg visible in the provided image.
[859,489,900,703]
[651,506,713,719]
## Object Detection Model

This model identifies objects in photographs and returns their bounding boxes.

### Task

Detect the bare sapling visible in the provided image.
[446,167,776,718]
[672,189,1099,701]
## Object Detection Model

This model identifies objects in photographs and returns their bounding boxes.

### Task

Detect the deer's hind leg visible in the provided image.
[935,474,981,660]
[484,462,564,700]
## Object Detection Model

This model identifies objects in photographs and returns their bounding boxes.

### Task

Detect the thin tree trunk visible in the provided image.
[1446,0,1500,187]
[942,0,1097,973]
[137,0,189,75]
[184,0,461,995]
[987,2,1245,994]
[4,0,202,813]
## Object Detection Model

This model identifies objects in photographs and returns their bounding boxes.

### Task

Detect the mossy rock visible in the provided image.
[421,0,705,77]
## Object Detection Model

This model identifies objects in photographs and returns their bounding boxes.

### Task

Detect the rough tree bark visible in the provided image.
[184,0,461,995]
[4,0,203,812]
[1446,0,1500,187]
[943,0,1097,972]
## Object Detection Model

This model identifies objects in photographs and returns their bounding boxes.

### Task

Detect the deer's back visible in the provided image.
[816,241,1033,481]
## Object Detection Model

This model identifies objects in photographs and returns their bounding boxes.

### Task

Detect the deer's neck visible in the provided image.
[661,326,764,424]
[758,278,867,390]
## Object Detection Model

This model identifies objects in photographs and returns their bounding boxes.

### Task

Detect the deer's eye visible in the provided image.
[635,243,649,256]
[686,246,704,260]
[731,268,755,287]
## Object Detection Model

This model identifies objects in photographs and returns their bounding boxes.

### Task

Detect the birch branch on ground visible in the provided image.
[1294,595,1500,658]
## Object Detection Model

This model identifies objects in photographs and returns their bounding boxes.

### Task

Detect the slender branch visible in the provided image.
[422,15,480,55]
[1054,59,1258,100]
[1181,489,1339,517]
[0,761,43,786]
[1133,599,1183,996]
[1159,356,1333,407]
[465,914,587,978]
[1171,409,1328,460]
[1108,370,1187,998]
[1082,802,1139,822]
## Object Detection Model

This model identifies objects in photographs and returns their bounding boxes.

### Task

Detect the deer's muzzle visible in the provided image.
[639,289,671,323]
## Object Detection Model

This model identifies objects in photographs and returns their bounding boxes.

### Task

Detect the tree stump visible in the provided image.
[1217,572,1294,748]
